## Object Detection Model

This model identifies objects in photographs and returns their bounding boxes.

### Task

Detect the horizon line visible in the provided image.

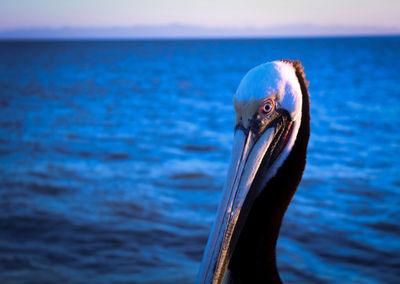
[0,23,399,39]
[1,34,399,41]
[1,22,400,30]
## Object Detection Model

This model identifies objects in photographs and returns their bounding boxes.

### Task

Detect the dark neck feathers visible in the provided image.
[228,60,310,283]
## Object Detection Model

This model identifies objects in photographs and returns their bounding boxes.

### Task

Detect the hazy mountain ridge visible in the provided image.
[1,23,399,39]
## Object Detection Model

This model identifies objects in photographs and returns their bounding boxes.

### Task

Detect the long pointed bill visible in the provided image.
[197,125,282,284]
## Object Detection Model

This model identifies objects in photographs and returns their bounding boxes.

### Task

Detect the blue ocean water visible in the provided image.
[0,37,399,283]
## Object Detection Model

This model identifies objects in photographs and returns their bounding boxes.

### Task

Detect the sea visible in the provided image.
[0,37,399,283]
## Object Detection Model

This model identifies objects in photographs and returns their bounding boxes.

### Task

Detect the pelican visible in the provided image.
[197,60,310,283]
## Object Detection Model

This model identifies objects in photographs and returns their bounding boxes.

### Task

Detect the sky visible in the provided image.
[0,0,399,31]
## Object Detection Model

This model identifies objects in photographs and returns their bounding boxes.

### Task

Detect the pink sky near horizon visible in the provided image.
[0,0,399,31]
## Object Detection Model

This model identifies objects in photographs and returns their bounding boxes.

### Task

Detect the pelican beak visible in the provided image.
[197,115,293,284]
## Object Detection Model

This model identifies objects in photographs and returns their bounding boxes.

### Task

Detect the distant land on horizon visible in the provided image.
[0,23,399,39]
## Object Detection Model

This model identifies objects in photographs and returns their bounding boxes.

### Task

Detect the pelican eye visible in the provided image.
[261,99,274,115]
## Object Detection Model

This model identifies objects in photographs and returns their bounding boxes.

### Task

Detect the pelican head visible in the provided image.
[198,60,310,283]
